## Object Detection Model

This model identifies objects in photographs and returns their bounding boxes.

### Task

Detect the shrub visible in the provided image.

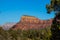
[0,27,51,40]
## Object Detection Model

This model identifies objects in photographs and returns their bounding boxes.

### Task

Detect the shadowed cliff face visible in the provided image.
[12,16,53,30]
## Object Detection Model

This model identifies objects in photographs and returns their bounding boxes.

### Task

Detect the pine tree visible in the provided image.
[46,0,60,40]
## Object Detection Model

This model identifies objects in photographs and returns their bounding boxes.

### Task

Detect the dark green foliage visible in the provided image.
[50,14,60,40]
[46,0,60,40]
[46,0,60,13]
[0,27,51,40]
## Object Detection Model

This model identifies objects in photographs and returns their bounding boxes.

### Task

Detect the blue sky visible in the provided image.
[0,0,55,25]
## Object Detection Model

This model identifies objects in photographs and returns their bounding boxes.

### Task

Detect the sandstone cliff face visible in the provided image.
[12,16,53,30]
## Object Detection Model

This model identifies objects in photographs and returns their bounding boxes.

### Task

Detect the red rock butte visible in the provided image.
[12,15,53,30]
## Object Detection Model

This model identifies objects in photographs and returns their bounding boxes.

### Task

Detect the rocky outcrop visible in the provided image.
[2,23,16,30]
[12,15,53,30]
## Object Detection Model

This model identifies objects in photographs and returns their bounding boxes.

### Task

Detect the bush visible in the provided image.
[0,27,51,40]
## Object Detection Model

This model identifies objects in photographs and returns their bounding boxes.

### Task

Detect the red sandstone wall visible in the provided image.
[12,16,53,30]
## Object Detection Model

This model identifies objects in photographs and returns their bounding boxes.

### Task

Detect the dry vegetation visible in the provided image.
[0,26,52,40]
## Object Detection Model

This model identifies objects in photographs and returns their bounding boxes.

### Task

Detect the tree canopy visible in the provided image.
[46,0,60,13]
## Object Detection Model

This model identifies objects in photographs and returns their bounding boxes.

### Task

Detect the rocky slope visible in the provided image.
[2,23,16,30]
[12,15,53,30]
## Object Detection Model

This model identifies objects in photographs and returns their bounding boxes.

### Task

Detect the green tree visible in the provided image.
[46,0,60,40]
[46,0,60,13]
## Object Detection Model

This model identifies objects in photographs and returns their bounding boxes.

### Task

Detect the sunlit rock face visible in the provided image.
[12,15,53,30]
